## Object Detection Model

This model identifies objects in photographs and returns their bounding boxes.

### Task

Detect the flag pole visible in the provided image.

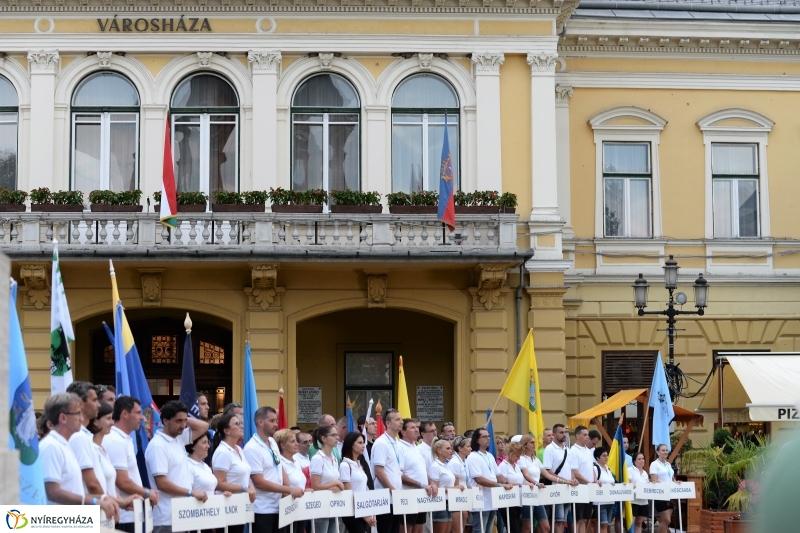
[484,393,504,428]
[637,389,651,454]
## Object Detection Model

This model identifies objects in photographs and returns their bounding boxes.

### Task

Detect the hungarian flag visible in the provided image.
[160,115,178,229]
[375,400,386,438]
[50,242,74,394]
[277,388,288,430]
[436,115,456,232]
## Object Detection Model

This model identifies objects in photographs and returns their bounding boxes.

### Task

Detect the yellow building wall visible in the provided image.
[500,54,533,215]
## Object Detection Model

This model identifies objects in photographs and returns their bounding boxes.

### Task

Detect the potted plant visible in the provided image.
[0,187,27,212]
[211,190,266,212]
[30,188,84,212]
[89,189,143,212]
[456,190,499,214]
[153,191,208,212]
[499,192,517,214]
[268,187,327,213]
[329,189,382,213]
[387,191,438,214]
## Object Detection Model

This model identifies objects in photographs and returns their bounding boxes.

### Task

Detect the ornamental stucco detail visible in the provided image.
[472,53,504,73]
[97,51,112,67]
[555,84,574,106]
[248,50,282,72]
[367,274,388,308]
[245,264,285,310]
[28,50,59,73]
[469,263,511,310]
[20,264,50,309]
[527,52,557,74]
[418,53,433,70]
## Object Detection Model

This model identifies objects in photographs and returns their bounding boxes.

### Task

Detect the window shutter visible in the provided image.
[602,351,657,395]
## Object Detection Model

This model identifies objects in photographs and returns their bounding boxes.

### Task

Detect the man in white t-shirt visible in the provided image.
[104,396,160,533]
[245,406,305,533]
[399,419,437,533]
[418,421,437,470]
[40,392,119,519]
[540,424,577,533]
[371,408,405,533]
[145,400,210,533]
[66,381,105,495]
[293,432,312,470]
[569,426,595,533]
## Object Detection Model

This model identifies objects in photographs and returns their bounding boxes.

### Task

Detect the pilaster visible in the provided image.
[472,53,504,192]
[249,50,281,191]
[245,264,285,410]
[17,264,53,405]
[555,84,574,239]
[527,52,559,222]
[28,50,58,190]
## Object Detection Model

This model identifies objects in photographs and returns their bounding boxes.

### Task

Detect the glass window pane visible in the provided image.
[738,179,759,237]
[75,114,102,122]
[293,123,323,191]
[74,122,102,196]
[172,74,238,108]
[629,179,651,238]
[392,74,459,109]
[0,121,17,190]
[712,143,758,175]
[329,123,359,191]
[293,114,323,123]
[210,115,236,122]
[109,121,137,192]
[427,114,458,125]
[713,179,733,238]
[328,114,359,124]
[110,113,137,122]
[73,72,140,107]
[345,353,392,386]
[209,122,237,197]
[604,178,624,237]
[0,112,16,123]
[151,335,177,364]
[603,143,649,174]
[428,121,459,192]
[174,122,201,192]
[292,74,359,108]
[174,115,201,124]
[392,123,423,193]
[393,114,422,124]
[0,76,18,107]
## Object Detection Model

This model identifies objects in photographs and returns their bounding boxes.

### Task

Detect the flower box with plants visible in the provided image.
[387,191,439,214]
[499,192,518,214]
[0,187,28,212]
[211,190,267,212]
[268,188,327,213]
[89,189,144,212]
[29,188,84,212]
[454,190,500,213]
[153,191,208,212]
[329,189,382,213]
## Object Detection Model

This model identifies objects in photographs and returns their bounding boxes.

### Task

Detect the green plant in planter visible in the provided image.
[0,187,28,204]
[152,191,162,205]
[499,192,518,210]
[330,189,381,206]
[299,189,328,205]
[474,190,499,206]
[410,190,438,206]
[52,190,84,205]
[212,190,243,205]
[267,187,294,206]
[242,190,269,205]
[116,190,142,206]
[177,191,208,205]
[386,192,412,206]
[454,190,473,206]
[88,190,117,205]
[30,187,52,204]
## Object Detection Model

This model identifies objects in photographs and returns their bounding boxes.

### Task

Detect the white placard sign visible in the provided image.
[225,493,255,525]
[171,495,228,532]
[491,486,521,509]
[635,483,672,501]
[608,483,635,502]
[297,387,322,424]
[669,483,696,500]
[588,484,612,504]
[416,386,444,421]
[447,488,474,511]
[133,498,144,533]
[354,488,391,518]
[298,491,331,520]
[145,498,153,533]
[280,495,301,529]
[329,490,356,518]
[413,489,447,512]
[472,487,485,510]
[392,490,419,515]
[568,485,591,504]
[538,485,571,505]
[101,509,116,530]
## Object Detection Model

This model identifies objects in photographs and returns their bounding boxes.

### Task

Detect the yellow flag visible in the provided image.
[397,356,412,419]
[500,330,545,442]
[109,260,136,353]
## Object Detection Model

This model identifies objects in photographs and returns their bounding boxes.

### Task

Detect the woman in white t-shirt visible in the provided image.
[89,402,140,513]
[274,428,310,533]
[627,452,650,533]
[593,447,616,533]
[211,413,257,533]
[516,435,548,533]
[449,436,472,533]
[649,444,677,533]
[340,432,375,533]
[310,425,345,533]
[187,431,233,533]
[497,442,535,533]
[429,439,465,533]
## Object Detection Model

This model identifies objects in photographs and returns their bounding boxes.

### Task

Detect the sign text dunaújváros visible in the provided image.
[97,16,211,32]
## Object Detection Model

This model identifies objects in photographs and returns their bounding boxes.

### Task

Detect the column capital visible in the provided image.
[471,52,505,74]
[527,52,557,75]
[27,50,59,73]
[248,50,282,72]
[555,84,574,106]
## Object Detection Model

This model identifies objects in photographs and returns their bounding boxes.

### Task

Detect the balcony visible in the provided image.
[0,211,525,261]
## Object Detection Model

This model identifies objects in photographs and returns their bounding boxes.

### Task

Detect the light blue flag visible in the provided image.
[486,408,497,458]
[649,352,675,451]
[114,302,131,397]
[243,341,259,444]
[9,278,46,504]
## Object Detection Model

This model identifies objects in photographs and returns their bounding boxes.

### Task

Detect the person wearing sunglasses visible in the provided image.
[467,428,513,533]
[293,432,313,470]
[95,385,116,409]
[310,425,345,533]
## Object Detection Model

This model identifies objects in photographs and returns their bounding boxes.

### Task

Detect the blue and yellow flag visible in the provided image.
[608,423,634,531]
[500,330,546,444]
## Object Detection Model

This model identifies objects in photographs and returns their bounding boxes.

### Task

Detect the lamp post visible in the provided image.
[632,255,709,367]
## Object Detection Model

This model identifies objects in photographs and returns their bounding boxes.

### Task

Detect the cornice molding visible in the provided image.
[556,71,800,91]
[559,43,800,57]
[0,4,559,12]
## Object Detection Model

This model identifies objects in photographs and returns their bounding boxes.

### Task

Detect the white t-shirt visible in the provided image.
[104,426,141,523]
[293,453,310,470]
[282,456,307,490]
[244,434,284,514]
[310,449,340,485]
[569,445,594,484]
[371,434,403,491]
[542,442,572,482]
[518,454,542,484]
[213,441,252,490]
[448,455,468,486]
[145,427,193,526]
[340,457,369,493]
[497,460,524,486]
[93,442,118,497]
[466,451,497,511]
[69,426,96,470]
[429,459,455,489]
[418,441,433,471]
[399,440,427,488]
[628,466,650,505]
[189,458,219,495]
[41,431,84,505]
[649,460,674,484]
[597,464,615,485]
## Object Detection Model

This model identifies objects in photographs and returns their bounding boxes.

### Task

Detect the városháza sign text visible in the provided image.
[97,15,211,32]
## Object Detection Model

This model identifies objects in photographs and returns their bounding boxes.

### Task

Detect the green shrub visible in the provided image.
[213,190,243,205]
[152,191,162,204]
[0,188,28,205]
[177,191,208,205]
[29,187,52,204]
[242,190,269,205]
[330,189,381,206]
[499,192,518,209]
[411,190,438,206]
[386,192,412,206]
[52,190,84,205]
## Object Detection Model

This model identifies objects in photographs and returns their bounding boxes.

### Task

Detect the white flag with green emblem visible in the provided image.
[50,243,74,394]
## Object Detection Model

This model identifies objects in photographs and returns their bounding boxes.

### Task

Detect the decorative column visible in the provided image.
[468,264,511,433]
[248,51,281,190]
[472,53,504,192]
[28,51,59,190]
[555,85,574,238]
[245,264,285,411]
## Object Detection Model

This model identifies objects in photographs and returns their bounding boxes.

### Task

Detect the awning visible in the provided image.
[697,364,752,418]
[724,353,800,422]
[569,389,703,429]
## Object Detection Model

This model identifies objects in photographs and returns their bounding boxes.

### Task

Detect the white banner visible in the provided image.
[145,498,153,533]
[608,483,635,502]
[568,485,591,504]
[171,495,228,533]
[588,484,612,504]
[635,483,672,501]
[539,485,571,505]
[225,493,255,525]
[447,488,474,511]
[329,490,356,518]
[392,490,419,515]
[520,486,539,508]
[490,486,521,509]
[133,498,143,533]
[472,487,486,511]
[355,489,391,518]
[100,510,115,530]
[412,490,447,512]
[298,491,331,520]
[280,495,301,529]
[669,483,697,500]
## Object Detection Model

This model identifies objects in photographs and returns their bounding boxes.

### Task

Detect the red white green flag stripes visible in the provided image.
[50,242,74,394]
[160,115,178,229]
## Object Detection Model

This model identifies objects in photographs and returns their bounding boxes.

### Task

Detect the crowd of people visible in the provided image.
[38,384,680,533]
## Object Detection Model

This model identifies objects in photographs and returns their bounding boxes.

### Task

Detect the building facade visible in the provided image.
[3,0,799,439]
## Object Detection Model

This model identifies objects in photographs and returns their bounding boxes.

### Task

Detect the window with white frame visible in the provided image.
[0,76,18,191]
[391,74,459,193]
[712,143,760,238]
[170,73,239,199]
[71,72,140,196]
[602,142,652,238]
[291,73,360,193]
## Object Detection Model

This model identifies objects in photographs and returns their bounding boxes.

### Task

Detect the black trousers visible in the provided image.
[116,523,136,533]
[343,517,369,533]
[376,510,402,533]
[504,507,522,533]
[254,513,281,533]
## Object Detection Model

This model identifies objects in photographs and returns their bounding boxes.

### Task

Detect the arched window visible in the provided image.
[71,72,140,196]
[292,73,360,193]
[0,76,18,190]
[170,73,239,198]
[391,74,459,193]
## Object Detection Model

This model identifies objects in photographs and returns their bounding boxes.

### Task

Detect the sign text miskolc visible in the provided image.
[97,15,212,33]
